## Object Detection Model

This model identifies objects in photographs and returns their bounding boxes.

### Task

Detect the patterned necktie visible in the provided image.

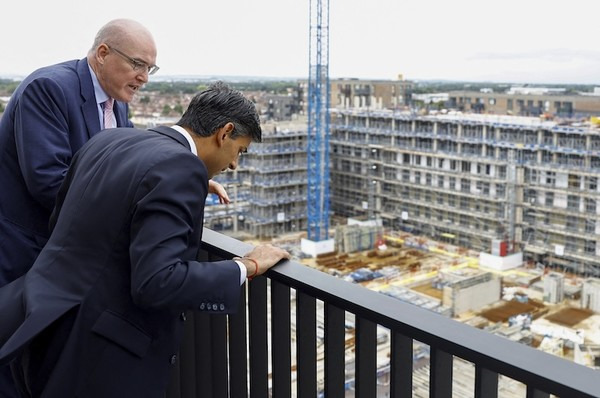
[103,98,115,129]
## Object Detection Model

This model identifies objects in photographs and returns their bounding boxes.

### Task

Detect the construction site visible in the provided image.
[271,224,600,396]
[201,108,600,395]
[202,4,600,390]
[329,110,600,275]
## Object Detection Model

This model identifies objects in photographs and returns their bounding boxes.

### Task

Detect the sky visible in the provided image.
[2,0,600,84]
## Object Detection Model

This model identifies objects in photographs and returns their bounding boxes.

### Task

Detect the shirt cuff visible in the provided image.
[234,260,247,285]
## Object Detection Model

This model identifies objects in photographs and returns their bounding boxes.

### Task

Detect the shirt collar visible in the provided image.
[170,125,198,156]
[87,63,110,106]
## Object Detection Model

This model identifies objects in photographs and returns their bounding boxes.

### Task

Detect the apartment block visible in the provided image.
[298,77,414,111]
[330,110,600,275]
[447,89,600,117]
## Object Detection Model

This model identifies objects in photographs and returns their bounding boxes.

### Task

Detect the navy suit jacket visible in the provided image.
[0,58,132,285]
[0,126,241,397]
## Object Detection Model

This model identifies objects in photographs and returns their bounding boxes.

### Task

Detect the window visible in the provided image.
[449,177,456,190]
[568,174,581,189]
[585,198,596,213]
[524,189,537,204]
[415,171,421,184]
[587,177,597,191]
[461,178,471,193]
[585,219,596,233]
[496,184,506,198]
[546,171,556,186]
[438,176,444,188]
[402,169,410,182]
[567,195,580,211]
[462,161,470,172]
[585,240,596,254]
[545,192,554,206]
[497,166,507,179]
[460,197,469,209]
[426,173,432,186]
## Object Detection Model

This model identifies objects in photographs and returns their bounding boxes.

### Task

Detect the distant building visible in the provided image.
[298,77,414,111]
[263,94,298,121]
[543,272,565,304]
[447,89,600,117]
[242,124,308,238]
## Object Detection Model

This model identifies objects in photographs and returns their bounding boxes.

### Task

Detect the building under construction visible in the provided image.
[240,124,308,239]
[329,109,600,275]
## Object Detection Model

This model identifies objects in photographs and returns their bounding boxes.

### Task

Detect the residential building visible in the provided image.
[330,110,600,275]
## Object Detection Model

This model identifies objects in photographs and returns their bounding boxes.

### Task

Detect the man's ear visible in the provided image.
[217,122,235,146]
[96,44,110,65]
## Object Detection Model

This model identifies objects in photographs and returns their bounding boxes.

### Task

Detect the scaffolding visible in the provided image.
[330,109,600,275]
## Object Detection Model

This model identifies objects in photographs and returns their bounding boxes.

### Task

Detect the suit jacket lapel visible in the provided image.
[113,102,130,127]
[148,126,191,151]
[77,58,101,138]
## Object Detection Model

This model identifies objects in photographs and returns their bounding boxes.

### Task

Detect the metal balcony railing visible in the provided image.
[166,228,600,398]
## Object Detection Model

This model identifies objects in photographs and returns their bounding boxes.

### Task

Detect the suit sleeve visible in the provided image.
[128,154,241,311]
[13,78,72,211]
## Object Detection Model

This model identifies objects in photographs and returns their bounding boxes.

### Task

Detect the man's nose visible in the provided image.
[137,69,149,83]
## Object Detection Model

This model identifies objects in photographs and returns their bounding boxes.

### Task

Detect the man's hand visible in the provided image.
[239,244,291,279]
[208,180,230,204]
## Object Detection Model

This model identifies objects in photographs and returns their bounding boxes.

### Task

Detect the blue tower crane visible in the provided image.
[306,0,331,242]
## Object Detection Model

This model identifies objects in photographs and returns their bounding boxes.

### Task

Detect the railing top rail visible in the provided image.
[201,227,600,398]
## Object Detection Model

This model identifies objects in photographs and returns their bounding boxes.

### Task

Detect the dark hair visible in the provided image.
[177,81,261,143]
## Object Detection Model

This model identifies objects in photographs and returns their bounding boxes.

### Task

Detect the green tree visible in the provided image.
[140,95,150,104]
[173,103,184,115]
[161,105,172,116]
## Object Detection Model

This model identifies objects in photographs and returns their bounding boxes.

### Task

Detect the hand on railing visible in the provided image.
[235,244,291,280]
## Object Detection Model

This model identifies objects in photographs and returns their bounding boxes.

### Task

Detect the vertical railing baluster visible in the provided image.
[324,303,345,396]
[475,365,498,398]
[178,312,196,398]
[297,291,317,398]
[526,386,550,398]
[228,284,248,398]
[192,313,212,398]
[249,276,269,397]
[355,317,377,397]
[430,347,453,398]
[211,314,229,398]
[272,280,291,398]
[390,331,412,398]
